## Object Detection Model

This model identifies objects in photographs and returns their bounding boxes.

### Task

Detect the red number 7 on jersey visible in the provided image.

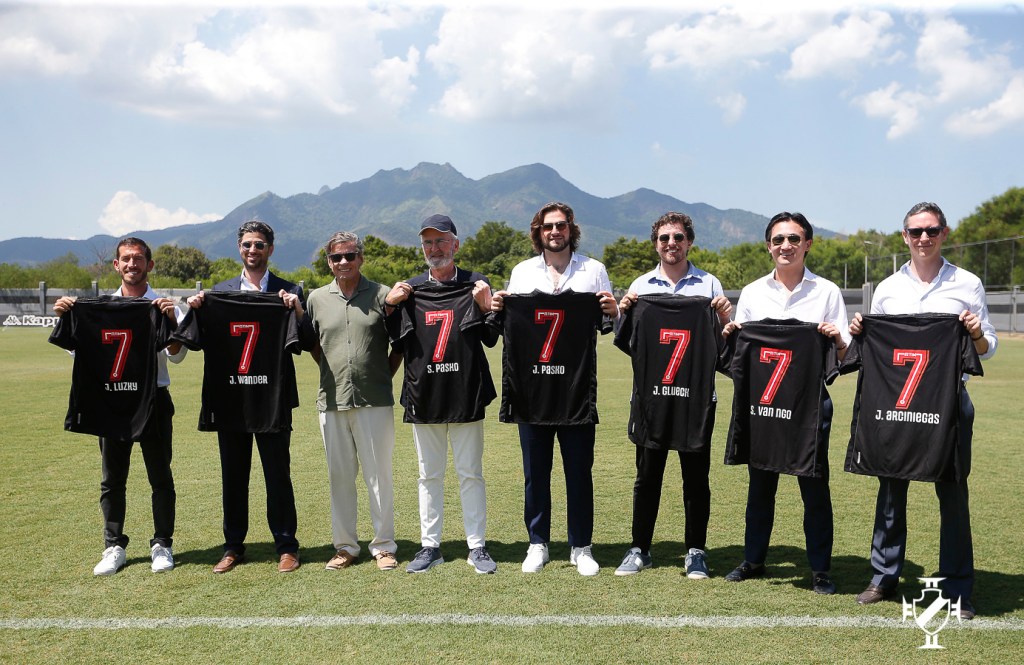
[534,309,564,363]
[101,329,132,381]
[424,310,454,362]
[758,347,792,405]
[659,329,691,384]
[230,322,260,374]
[892,349,929,410]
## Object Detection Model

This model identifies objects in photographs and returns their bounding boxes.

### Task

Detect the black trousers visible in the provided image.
[518,423,595,548]
[630,399,715,553]
[98,387,175,549]
[218,430,299,556]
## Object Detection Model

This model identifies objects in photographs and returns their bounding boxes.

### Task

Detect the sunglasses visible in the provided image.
[658,233,687,244]
[240,241,268,250]
[328,252,360,263]
[541,221,569,232]
[905,226,943,238]
[770,234,803,246]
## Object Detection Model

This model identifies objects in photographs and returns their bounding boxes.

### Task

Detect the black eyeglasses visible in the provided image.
[541,221,569,232]
[658,233,687,244]
[905,226,943,238]
[240,241,268,250]
[770,234,803,246]
[328,252,360,263]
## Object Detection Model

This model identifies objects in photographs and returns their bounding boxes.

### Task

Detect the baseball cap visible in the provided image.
[420,214,457,236]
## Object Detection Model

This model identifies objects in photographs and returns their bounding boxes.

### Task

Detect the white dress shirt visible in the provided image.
[506,252,612,295]
[871,258,997,360]
[735,267,851,347]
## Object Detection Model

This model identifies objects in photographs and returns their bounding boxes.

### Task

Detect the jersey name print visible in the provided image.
[614,295,724,452]
[497,290,609,425]
[724,319,838,477]
[392,282,497,423]
[172,291,300,433]
[840,314,982,482]
[49,296,175,440]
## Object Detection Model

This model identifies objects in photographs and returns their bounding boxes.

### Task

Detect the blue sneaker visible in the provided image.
[406,547,443,573]
[685,548,710,579]
[614,547,652,576]
[467,547,497,574]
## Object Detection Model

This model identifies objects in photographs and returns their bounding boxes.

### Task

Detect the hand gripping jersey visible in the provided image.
[172,291,301,433]
[391,282,497,423]
[49,296,175,440]
[614,295,725,452]
[497,290,609,425]
[840,314,982,482]
[724,319,838,477]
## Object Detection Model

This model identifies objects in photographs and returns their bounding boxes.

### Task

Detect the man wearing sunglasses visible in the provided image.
[186,220,306,574]
[613,212,732,579]
[722,211,850,596]
[383,214,499,575]
[849,202,996,619]
[306,231,402,573]
[491,201,619,576]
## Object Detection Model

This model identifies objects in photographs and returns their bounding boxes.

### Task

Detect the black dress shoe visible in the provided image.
[958,601,976,620]
[812,572,836,595]
[856,583,895,605]
[725,561,765,582]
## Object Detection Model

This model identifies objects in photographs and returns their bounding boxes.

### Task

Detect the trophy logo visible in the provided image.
[902,577,961,649]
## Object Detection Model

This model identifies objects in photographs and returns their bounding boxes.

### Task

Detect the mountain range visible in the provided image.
[0,162,786,272]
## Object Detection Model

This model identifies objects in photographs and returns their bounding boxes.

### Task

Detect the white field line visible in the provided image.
[2,614,1023,631]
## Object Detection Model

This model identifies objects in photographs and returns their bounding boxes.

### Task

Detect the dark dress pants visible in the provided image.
[99,387,175,549]
[870,389,975,602]
[519,423,595,548]
[630,400,715,553]
[743,395,833,573]
[219,430,299,556]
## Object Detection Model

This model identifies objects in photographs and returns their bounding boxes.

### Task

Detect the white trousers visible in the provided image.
[319,407,396,557]
[412,421,487,550]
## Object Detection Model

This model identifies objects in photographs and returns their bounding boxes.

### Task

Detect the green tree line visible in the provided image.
[4,188,1023,291]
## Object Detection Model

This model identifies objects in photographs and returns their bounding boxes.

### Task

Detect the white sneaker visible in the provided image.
[570,545,600,576]
[93,545,126,576]
[150,544,174,573]
[522,543,549,573]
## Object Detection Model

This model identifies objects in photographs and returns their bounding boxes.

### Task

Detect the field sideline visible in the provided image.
[1,327,1021,663]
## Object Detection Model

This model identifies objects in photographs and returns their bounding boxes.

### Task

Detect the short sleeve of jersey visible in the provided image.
[48,296,173,441]
[172,290,301,433]
[498,290,604,425]
[615,294,723,452]
[395,282,496,423]
[842,313,981,482]
[724,319,836,477]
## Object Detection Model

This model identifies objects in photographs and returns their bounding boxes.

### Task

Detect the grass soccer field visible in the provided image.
[1,326,1022,664]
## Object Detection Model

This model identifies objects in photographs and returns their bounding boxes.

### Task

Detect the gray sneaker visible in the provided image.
[467,547,497,574]
[685,548,710,579]
[406,546,443,573]
[614,547,652,576]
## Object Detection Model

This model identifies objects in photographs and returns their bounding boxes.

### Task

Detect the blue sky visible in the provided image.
[1,0,1022,243]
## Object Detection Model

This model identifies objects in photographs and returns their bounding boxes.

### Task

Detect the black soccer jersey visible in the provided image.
[724,319,838,477]
[392,282,497,423]
[49,296,175,441]
[172,291,301,433]
[614,295,724,452]
[840,314,982,482]
[497,290,608,425]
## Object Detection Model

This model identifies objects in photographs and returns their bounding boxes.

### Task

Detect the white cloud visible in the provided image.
[946,74,1024,136]
[425,9,635,121]
[714,92,747,123]
[785,10,897,80]
[0,5,423,121]
[98,191,221,236]
[644,9,828,73]
[915,15,1010,104]
[854,82,928,139]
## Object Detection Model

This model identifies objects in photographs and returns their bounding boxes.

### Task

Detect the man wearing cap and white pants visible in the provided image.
[386,214,499,574]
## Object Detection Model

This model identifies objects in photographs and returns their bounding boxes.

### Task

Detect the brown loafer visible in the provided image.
[213,550,243,574]
[374,551,398,571]
[278,552,300,573]
[856,583,895,605]
[325,550,357,571]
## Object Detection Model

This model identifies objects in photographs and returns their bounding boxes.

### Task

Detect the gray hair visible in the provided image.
[325,231,363,255]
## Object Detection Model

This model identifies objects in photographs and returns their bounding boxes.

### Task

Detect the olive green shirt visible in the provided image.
[306,275,395,411]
